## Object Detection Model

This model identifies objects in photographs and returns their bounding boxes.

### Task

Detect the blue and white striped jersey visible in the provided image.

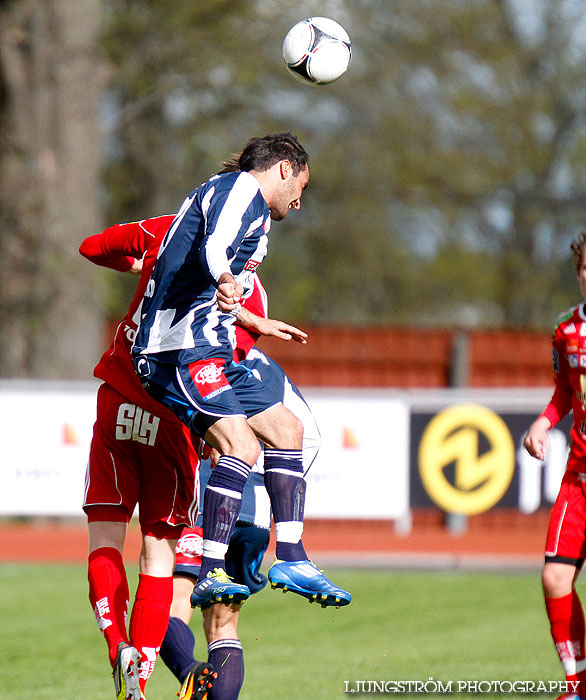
[133,171,270,358]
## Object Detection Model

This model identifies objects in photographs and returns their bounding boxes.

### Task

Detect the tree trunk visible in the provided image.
[0,0,104,378]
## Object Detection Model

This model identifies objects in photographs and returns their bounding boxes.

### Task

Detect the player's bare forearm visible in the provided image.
[236,308,308,344]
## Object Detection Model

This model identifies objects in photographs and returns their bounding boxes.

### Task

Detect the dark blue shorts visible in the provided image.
[133,349,282,437]
[240,348,308,405]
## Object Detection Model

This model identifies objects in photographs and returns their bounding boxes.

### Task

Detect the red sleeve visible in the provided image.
[541,333,572,427]
[233,274,268,361]
[79,216,175,271]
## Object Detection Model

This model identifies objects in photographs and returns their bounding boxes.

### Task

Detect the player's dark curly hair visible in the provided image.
[571,231,586,273]
[219,133,309,175]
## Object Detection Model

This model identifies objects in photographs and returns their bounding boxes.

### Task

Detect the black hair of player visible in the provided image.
[571,232,586,274]
[218,133,309,176]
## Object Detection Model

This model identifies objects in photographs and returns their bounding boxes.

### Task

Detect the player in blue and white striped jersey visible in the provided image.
[132,133,351,612]
[133,170,270,360]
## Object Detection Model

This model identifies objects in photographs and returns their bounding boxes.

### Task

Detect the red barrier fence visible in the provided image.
[105,321,553,388]
[254,327,553,388]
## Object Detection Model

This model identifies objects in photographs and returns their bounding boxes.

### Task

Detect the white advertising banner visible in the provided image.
[302,390,410,519]
[0,382,411,520]
[0,382,98,516]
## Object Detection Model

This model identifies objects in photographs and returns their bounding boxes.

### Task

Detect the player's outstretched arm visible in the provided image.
[235,307,307,344]
[523,415,552,461]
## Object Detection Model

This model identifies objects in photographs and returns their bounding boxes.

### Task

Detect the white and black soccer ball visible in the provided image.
[283,17,351,85]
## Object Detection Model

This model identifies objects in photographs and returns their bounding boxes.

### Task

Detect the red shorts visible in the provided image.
[83,383,200,538]
[545,470,586,566]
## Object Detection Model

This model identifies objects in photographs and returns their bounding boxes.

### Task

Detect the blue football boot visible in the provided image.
[190,568,250,610]
[268,560,351,608]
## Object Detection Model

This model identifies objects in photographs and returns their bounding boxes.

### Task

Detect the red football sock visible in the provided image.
[545,591,586,697]
[88,547,130,667]
[129,574,173,693]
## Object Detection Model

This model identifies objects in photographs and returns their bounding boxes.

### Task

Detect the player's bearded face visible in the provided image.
[270,167,309,221]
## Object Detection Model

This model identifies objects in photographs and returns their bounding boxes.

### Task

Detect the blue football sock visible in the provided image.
[200,456,250,580]
[208,638,244,700]
[159,616,197,683]
[264,449,307,561]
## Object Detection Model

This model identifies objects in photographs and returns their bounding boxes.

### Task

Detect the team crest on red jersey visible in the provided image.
[189,359,230,401]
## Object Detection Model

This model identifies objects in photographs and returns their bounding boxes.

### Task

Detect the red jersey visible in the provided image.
[233,275,268,361]
[80,216,269,413]
[81,216,177,420]
[541,303,586,470]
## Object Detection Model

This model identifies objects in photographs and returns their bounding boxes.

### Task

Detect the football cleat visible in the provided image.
[190,568,250,610]
[178,661,218,700]
[268,560,352,608]
[113,642,142,700]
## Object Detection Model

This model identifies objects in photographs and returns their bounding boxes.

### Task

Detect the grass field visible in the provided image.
[0,563,569,699]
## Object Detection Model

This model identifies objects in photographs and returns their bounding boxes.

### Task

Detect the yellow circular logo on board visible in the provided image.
[418,405,515,515]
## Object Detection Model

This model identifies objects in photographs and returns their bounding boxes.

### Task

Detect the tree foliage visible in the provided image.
[100,0,586,329]
[3,0,586,379]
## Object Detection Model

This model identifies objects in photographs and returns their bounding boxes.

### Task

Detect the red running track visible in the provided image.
[0,512,547,569]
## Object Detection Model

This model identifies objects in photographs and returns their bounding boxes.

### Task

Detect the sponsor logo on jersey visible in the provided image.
[580,355,586,368]
[244,259,260,272]
[567,339,579,354]
[569,354,579,368]
[564,323,577,335]
[189,359,230,400]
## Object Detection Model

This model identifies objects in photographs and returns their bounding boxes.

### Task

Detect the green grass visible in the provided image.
[0,564,568,699]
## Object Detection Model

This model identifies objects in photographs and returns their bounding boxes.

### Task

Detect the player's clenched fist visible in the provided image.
[523,415,552,461]
[217,272,244,313]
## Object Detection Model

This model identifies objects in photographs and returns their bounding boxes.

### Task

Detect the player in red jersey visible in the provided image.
[80,216,217,700]
[525,232,586,700]
[81,215,313,700]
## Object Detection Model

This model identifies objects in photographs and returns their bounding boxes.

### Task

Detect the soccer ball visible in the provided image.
[282,17,351,85]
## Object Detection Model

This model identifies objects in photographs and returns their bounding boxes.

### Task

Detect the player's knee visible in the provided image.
[238,436,262,466]
[542,563,575,598]
[207,418,261,465]
[222,431,261,466]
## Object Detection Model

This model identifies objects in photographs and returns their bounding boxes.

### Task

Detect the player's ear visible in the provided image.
[280,160,292,179]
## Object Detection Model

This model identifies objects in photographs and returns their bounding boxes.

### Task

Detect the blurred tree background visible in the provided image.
[1,0,586,377]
